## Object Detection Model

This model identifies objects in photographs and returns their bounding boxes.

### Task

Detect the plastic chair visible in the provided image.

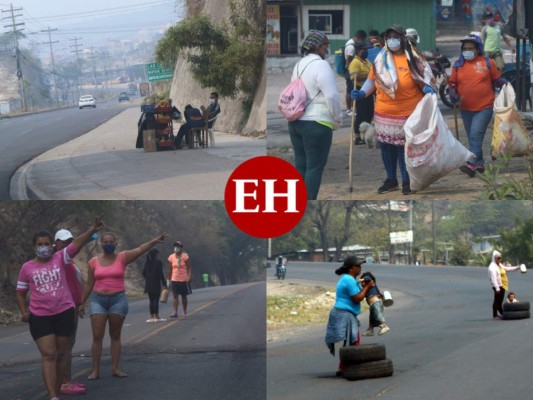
[207,115,218,147]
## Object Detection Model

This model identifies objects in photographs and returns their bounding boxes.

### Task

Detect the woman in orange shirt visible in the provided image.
[351,24,435,195]
[448,34,503,177]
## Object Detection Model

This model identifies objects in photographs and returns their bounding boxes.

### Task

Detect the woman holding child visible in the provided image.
[324,255,374,376]
[488,250,520,320]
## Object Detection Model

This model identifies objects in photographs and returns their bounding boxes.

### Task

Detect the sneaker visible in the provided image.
[378,179,399,194]
[402,182,412,195]
[379,325,390,336]
[362,329,374,337]
[493,316,502,320]
[60,382,87,395]
[146,318,155,323]
[475,165,485,174]
[459,163,476,177]
[354,137,366,145]
[169,312,178,318]
[345,110,352,116]
[155,318,167,322]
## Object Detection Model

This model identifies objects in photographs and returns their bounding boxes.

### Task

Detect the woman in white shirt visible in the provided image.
[288,30,342,200]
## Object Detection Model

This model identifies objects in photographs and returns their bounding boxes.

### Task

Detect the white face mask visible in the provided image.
[174,246,182,253]
[387,38,401,51]
[462,50,476,61]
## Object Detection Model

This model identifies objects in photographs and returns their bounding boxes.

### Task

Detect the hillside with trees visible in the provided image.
[0,201,265,325]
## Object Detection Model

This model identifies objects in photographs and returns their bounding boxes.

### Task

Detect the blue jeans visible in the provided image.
[459,107,493,167]
[89,291,129,317]
[380,142,409,183]
[288,120,333,200]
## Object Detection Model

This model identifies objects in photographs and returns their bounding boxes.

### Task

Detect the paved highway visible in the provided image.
[0,99,131,199]
[0,282,266,400]
[268,262,532,400]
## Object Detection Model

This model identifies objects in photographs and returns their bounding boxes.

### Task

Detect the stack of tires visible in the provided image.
[502,301,530,320]
[339,344,393,381]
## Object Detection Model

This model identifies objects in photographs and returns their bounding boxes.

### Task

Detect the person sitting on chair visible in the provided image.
[174,105,204,149]
[202,92,221,129]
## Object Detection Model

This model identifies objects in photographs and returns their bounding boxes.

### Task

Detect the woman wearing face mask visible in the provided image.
[167,241,192,318]
[348,41,374,145]
[351,24,435,195]
[288,29,342,200]
[448,34,503,177]
[16,217,104,400]
[81,231,167,379]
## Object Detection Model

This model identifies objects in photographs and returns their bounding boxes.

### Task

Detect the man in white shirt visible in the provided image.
[344,30,367,115]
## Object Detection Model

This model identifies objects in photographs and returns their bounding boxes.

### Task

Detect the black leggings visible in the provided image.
[148,291,161,315]
[354,94,374,134]
[492,287,505,317]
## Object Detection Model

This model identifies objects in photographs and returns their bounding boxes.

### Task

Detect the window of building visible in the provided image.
[308,10,343,35]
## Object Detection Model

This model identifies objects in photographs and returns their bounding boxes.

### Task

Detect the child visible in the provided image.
[360,272,390,336]
[506,292,519,303]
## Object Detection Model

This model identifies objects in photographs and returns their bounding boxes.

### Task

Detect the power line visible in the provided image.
[41,26,59,108]
[1,3,26,111]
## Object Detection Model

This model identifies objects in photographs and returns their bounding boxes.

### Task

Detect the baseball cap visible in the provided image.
[54,229,73,242]
[385,24,406,36]
[343,255,366,268]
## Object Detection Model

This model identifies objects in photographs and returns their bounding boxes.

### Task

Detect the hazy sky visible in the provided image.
[1,0,183,58]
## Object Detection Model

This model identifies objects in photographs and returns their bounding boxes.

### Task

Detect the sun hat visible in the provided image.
[54,229,73,242]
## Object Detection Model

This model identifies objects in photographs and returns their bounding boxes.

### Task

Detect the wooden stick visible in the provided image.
[349,99,357,193]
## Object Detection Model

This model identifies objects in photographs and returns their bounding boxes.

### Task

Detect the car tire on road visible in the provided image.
[503,302,530,312]
[502,310,530,320]
[339,344,386,365]
[343,359,394,381]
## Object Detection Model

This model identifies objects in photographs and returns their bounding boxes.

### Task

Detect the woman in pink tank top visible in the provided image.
[81,231,167,380]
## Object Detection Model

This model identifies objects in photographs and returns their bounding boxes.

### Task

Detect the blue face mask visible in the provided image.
[361,51,369,59]
[102,243,116,254]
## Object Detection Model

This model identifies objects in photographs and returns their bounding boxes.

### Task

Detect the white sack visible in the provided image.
[404,93,474,192]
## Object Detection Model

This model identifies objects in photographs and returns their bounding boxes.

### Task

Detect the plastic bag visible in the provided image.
[404,94,475,191]
[491,83,532,158]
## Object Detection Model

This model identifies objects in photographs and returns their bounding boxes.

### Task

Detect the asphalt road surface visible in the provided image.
[0,282,266,400]
[267,262,532,400]
[0,99,130,199]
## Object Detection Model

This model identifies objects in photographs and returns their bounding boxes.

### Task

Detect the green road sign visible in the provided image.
[146,63,173,82]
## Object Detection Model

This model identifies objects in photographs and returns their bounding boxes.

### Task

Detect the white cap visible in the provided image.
[54,229,73,242]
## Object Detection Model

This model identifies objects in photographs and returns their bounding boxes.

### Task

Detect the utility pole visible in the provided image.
[431,201,437,265]
[2,4,26,111]
[88,47,98,93]
[69,36,83,98]
[41,27,59,109]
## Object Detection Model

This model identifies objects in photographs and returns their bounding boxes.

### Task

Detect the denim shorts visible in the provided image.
[89,291,129,317]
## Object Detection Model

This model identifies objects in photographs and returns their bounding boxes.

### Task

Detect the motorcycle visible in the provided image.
[428,54,453,108]
[276,262,286,280]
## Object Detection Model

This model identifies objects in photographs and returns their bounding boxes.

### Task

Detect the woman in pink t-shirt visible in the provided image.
[15,217,104,400]
[81,231,167,380]
[167,240,192,318]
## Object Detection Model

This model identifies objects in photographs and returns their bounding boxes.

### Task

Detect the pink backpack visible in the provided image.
[278,59,321,122]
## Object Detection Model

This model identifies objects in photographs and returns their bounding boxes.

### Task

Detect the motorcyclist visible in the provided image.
[406,28,437,61]
[276,256,286,277]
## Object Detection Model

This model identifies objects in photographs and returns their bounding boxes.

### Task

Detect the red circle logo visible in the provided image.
[224,156,307,238]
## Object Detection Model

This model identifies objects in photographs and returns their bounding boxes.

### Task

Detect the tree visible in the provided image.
[497,216,533,264]
[155,0,265,112]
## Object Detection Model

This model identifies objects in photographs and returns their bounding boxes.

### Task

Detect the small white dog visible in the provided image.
[359,122,378,149]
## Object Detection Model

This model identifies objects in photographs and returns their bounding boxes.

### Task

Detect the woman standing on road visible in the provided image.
[488,250,520,319]
[168,241,192,318]
[16,217,104,400]
[288,30,342,200]
[448,34,503,177]
[143,248,168,322]
[81,231,167,379]
[325,256,374,376]
[351,24,435,195]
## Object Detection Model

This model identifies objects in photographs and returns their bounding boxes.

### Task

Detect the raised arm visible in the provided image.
[124,233,168,265]
[350,280,374,304]
[72,216,105,251]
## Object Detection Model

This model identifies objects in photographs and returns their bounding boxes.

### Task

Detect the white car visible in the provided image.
[79,95,96,109]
